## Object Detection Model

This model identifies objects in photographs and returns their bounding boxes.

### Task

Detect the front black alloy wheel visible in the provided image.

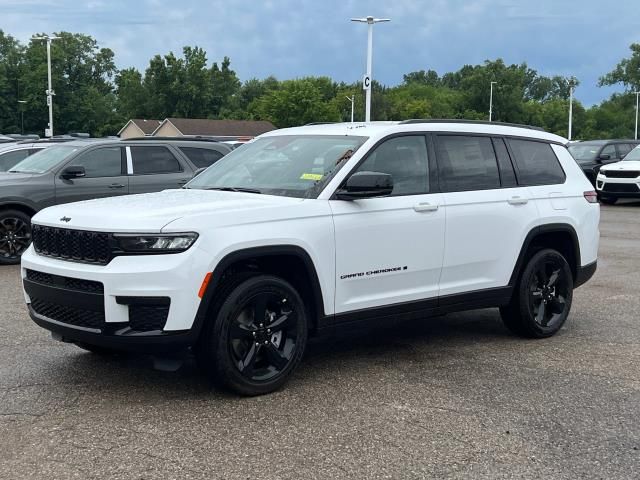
[501,249,573,338]
[199,275,308,395]
[0,209,32,265]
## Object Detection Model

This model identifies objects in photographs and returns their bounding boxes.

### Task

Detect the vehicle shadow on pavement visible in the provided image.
[44,308,515,397]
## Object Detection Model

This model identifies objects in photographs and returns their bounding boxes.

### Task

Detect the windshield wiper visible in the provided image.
[203,186,262,194]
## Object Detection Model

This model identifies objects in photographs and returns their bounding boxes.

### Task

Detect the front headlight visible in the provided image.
[114,233,198,253]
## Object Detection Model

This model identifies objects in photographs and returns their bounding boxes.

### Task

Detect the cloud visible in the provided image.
[0,0,635,105]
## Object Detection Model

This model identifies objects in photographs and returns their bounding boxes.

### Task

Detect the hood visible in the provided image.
[601,161,640,171]
[32,189,304,232]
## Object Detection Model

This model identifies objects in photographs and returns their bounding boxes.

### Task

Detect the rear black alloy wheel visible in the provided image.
[0,210,32,265]
[200,275,308,395]
[501,249,573,338]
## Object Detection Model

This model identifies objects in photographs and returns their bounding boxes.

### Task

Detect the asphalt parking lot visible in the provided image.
[1,204,639,480]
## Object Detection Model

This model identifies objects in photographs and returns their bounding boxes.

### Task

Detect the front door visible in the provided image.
[54,146,129,205]
[330,134,446,314]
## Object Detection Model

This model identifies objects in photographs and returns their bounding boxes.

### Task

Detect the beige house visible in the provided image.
[151,118,276,138]
[118,119,162,139]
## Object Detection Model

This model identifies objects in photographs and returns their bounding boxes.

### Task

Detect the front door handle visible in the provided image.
[109,183,125,189]
[507,196,528,205]
[413,202,439,212]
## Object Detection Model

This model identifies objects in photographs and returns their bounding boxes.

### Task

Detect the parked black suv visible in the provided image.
[0,138,231,264]
[568,140,640,185]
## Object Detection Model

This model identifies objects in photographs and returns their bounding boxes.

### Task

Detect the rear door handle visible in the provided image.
[413,202,439,212]
[507,196,528,205]
[108,183,125,189]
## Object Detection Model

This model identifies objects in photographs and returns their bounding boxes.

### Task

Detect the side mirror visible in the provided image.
[60,165,86,179]
[620,153,627,160]
[598,154,611,162]
[193,167,207,177]
[335,171,393,200]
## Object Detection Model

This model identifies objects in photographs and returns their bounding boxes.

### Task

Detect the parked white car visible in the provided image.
[596,144,640,204]
[21,120,600,395]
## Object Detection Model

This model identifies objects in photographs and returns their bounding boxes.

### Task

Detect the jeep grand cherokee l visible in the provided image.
[21,120,599,395]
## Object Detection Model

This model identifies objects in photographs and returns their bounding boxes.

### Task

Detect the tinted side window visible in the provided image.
[601,144,617,159]
[436,135,500,192]
[508,139,566,186]
[0,149,30,171]
[492,138,517,187]
[131,146,182,174]
[618,143,633,157]
[353,135,429,196]
[179,147,224,169]
[72,147,124,178]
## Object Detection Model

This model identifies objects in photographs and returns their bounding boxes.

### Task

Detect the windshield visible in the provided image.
[9,145,80,174]
[186,135,368,198]
[568,144,601,163]
[623,145,640,161]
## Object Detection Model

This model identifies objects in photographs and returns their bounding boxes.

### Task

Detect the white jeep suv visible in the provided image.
[21,120,599,395]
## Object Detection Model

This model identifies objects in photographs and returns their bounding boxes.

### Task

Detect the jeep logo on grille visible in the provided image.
[60,216,71,223]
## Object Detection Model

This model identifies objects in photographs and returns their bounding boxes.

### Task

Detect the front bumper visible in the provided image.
[21,244,213,352]
[596,175,640,197]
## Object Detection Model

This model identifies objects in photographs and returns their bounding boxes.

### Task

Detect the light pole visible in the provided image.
[634,91,639,141]
[489,81,497,122]
[345,95,355,123]
[568,81,575,141]
[351,16,390,122]
[17,100,27,135]
[31,34,59,138]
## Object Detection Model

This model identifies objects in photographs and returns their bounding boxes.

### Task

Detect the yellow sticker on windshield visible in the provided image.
[300,173,324,181]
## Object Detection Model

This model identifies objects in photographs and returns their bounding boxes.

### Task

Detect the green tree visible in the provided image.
[599,43,640,92]
[0,30,25,132]
[255,79,340,127]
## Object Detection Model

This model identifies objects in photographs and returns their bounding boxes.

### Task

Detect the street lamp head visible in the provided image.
[17,100,27,104]
[350,16,390,24]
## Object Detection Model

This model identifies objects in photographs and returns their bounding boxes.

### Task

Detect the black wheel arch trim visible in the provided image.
[508,223,582,287]
[192,245,326,338]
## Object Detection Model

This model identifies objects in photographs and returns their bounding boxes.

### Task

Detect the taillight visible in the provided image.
[584,191,598,204]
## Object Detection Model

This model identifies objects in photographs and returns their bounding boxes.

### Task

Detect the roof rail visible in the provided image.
[125,136,222,143]
[304,122,339,126]
[399,119,546,132]
[18,137,80,144]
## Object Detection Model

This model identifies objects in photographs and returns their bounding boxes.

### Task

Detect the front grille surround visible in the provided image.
[31,225,113,265]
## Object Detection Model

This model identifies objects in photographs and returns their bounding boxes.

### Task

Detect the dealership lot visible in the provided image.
[0,204,639,479]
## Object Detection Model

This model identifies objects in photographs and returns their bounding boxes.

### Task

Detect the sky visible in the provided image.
[0,0,637,106]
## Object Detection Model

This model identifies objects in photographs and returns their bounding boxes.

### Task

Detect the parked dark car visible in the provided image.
[568,140,640,185]
[0,138,231,264]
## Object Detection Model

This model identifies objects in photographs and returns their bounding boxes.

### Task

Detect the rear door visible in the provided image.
[128,145,194,194]
[436,134,539,297]
[54,145,129,204]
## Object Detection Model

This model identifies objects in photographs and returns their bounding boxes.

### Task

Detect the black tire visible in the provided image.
[500,249,573,338]
[197,275,308,396]
[0,209,32,265]
[599,196,617,205]
[74,342,120,355]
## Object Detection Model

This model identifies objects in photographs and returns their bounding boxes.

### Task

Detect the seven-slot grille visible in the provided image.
[601,170,639,178]
[31,225,112,264]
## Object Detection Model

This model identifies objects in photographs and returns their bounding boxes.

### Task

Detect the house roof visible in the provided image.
[158,118,276,137]
[117,119,162,136]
